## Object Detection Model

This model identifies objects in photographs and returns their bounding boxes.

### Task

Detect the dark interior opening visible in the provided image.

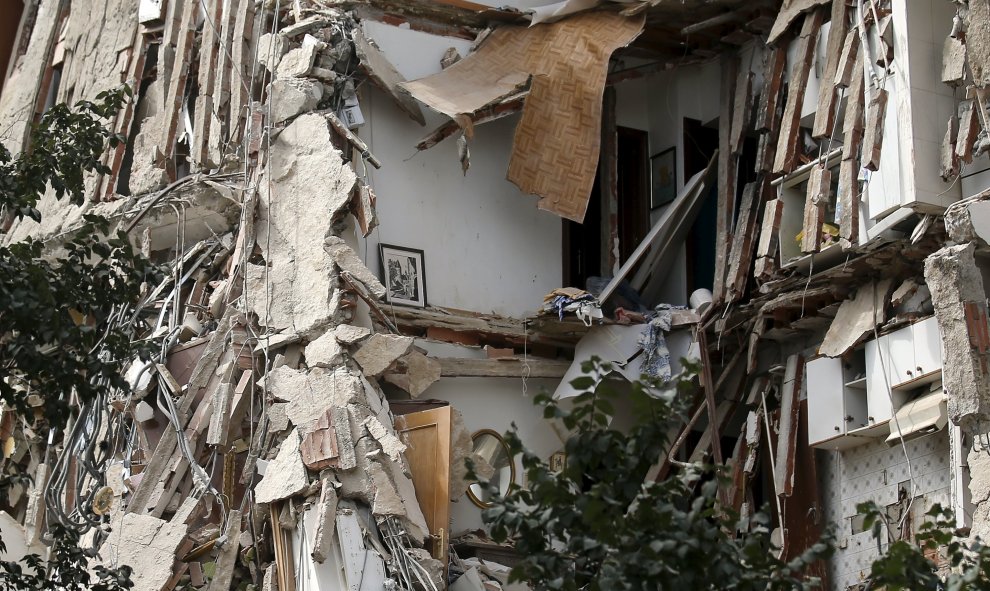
[563,125,650,292]
[0,0,25,97]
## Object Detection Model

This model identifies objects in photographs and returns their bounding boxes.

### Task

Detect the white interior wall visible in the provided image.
[358,22,563,318]
[415,337,563,534]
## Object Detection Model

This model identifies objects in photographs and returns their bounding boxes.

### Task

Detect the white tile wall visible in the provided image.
[819,429,951,590]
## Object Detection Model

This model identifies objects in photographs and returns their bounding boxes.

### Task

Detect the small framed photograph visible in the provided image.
[380,244,427,308]
[650,147,677,209]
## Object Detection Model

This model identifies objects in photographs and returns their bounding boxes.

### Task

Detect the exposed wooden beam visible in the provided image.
[437,357,571,378]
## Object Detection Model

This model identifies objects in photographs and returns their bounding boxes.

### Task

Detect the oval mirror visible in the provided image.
[466,429,515,508]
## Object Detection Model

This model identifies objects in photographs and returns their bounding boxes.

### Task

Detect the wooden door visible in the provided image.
[395,406,451,564]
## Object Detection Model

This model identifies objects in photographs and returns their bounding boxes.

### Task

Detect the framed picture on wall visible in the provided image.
[650,147,677,209]
[380,243,427,308]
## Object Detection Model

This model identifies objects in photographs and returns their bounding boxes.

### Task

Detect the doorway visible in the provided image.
[563,126,650,290]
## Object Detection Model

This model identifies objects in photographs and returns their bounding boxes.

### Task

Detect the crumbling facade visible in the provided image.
[2,0,990,589]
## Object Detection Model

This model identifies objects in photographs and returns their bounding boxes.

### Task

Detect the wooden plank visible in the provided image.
[725,181,761,302]
[159,0,197,168]
[192,0,223,168]
[773,8,825,174]
[437,357,570,378]
[841,49,867,162]
[812,0,850,139]
[228,1,256,144]
[755,198,784,262]
[767,0,830,44]
[213,0,238,138]
[205,510,242,591]
[697,330,725,469]
[801,165,830,253]
[941,115,959,181]
[837,158,859,245]
[600,86,619,275]
[774,354,804,497]
[754,46,787,134]
[837,47,865,248]
[729,68,754,155]
[99,32,148,201]
[270,504,296,591]
[956,98,979,165]
[861,88,888,171]
[416,93,526,151]
[206,379,235,447]
[833,27,860,87]
[713,52,739,304]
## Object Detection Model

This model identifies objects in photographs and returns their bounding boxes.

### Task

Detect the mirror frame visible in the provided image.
[465,428,516,509]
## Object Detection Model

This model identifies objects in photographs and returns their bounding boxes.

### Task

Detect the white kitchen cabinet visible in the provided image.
[864,315,943,423]
[912,316,943,380]
[807,357,847,445]
[869,316,944,391]
[807,354,870,448]
[865,338,898,425]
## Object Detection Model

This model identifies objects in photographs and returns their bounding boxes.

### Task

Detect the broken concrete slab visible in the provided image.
[258,32,288,72]
[268,402,291,433]
[323,236,387,299]
[818,278,895,357]
[97,512,188,590]
[277,44,318,78]
[374,457,429,543]
[353,28,425,125]
[249,113,357,334]
[334,324,371,345]
[352,333,415,377]
[925,243,990,432]
[383,350,442,397]
[362,415,407,463]
[269,78,323,124]
[311,476,340,563]
[305,330,345,367]
[946,198,990,246]
[255,429,309,504]
[267,365,363,428]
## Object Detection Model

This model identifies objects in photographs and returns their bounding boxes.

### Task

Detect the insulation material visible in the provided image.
[400,11,644,222]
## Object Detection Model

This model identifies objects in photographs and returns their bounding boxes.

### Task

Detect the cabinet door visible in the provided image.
[913,316,943,378]
[886,327,917,387]
[865,338,894,424]
[806,356,847,444]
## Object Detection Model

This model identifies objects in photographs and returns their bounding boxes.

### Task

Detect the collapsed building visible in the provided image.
[1,0,990,588]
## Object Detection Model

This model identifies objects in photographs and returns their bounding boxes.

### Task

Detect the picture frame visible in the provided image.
[650,147,677,209]
[379,243,427,308]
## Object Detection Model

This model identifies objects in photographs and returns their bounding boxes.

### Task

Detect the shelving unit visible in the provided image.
[808,316,944,450]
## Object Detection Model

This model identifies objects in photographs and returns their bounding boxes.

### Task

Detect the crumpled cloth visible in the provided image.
[542,289,602,325]
[638,304,683,380]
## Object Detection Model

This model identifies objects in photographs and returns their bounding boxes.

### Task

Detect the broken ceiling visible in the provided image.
[401,10,644,222]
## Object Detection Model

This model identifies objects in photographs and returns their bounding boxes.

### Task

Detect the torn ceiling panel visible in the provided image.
[400,10,644,222]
